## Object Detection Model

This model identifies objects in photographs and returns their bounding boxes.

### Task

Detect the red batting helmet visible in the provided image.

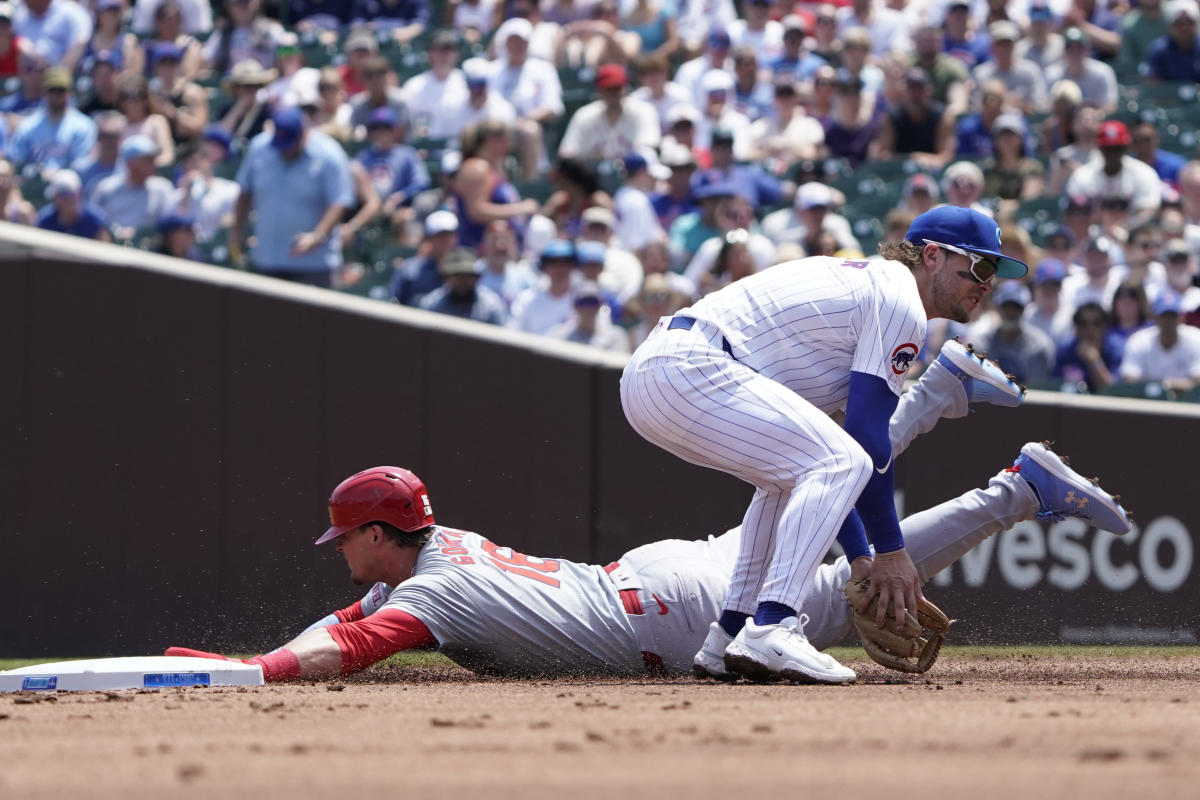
[315,466,435,545]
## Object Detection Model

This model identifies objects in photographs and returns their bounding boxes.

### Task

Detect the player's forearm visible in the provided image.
[280,628,345,678]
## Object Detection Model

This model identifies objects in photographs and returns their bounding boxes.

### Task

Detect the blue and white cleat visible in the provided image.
[936,338,1025,407]
[1009,441,1133,535]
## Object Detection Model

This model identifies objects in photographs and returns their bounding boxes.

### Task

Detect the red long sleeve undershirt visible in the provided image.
[324,609,437,675]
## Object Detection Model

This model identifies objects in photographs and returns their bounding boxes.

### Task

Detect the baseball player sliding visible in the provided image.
[620,206,1035,684]
[167,384,1132,682]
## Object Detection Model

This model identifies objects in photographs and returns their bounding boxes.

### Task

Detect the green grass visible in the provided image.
[5,646,1200,673]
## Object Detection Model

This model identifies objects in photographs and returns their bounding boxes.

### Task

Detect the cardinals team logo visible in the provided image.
[891,343,919,375]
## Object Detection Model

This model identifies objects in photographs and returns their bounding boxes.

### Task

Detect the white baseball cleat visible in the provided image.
[723,614,856,684]
[935,338,1025,407]
[693,622,739,681]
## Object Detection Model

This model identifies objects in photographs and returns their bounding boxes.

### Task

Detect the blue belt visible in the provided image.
[668,316,734,358]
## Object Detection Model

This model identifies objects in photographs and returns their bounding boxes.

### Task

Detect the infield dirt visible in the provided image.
[3,652,1197,799]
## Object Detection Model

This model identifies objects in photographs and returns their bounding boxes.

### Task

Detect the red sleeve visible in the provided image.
[333,600,364,623]
[325,608,437,675]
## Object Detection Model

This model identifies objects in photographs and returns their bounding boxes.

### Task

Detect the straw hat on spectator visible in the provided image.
[223,60,278,93]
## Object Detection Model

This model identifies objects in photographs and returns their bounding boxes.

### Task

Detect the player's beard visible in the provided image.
[931,278,974,323]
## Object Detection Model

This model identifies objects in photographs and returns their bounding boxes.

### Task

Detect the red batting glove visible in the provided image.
[165,646,236,661]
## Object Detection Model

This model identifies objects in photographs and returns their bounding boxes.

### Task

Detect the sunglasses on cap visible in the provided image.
[923,239,997,285]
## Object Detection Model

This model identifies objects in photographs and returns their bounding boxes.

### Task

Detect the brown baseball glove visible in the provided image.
[843,578,954,674]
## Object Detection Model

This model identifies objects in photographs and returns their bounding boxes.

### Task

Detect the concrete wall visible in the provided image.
[1,225,1196,655]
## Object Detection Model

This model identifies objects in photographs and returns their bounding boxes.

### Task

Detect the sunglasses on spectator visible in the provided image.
[319,82,339,92]
[1135,240,1161,249]
[924,240,998,284]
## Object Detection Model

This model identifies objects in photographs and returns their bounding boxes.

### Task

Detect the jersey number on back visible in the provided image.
[480,541,561,588]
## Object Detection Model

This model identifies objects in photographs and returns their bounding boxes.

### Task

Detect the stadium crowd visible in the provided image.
[4,0,1200,395]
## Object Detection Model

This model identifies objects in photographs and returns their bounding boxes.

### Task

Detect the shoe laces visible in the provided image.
[786,613,811,636]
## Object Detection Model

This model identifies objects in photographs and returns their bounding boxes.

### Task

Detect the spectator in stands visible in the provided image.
[941,160,992,216]
[1017,2,1065,72]
[157,212,205,261]
[352,0,429,43]
[1177,160,1200,246]
[574,239,625,320]
[399,30,467,141]
[418,247,509,324]
[203,0,285,76]
[1059,198,1096,267]
[1038,80,1083,157]
[659,105,706,167]
[34,168,105,240]
[837,27,883,97]
[174,126,240,243]
[132,0,212,37]
[669,180,732,267]
[312,67,352,143]
[498,0,560,63]
[476,218,538,308]
[728,0,782,61]
[1,49,45,116]
[148,42,208,145]
[971,21,1045,114]
[0,3,25,80]
[942,0,990,69]
[621,0,677,61]
[809,5,842,68]
[1048,102,1102,194]
[650,143,697,231]
[548,280,630,352]
[730,47,772,123]
[557,64,660,161]
[1054,301,1122,392]
[1045,27,1117,113]
[1131,116,1187,186]
[1145,0,1200,81]
[909,22,969,113]
[14,0,91,76]
[637,238,695,298]
[1064,235,1122,312]
[624,271,689,346]
[262,32,320,111]
[84,0,142,79]
[1119,0,1168,73]
[0,158,33,223]
[144,0,203,80]
[613,152,665,253]
[233,107,354,288]
[218,60,275,143]
[287,0,353,34]
[509,238,578,334]
[954,78,1006,159]
[692,227,760,295]
[898,173,938,216]
[760,180,856,252]
[333,30,376,97]
[976,280,1057,384]
[675,27,734,105]
[557,0,640,68]
[439,57,517,143]
[1109,280,1155,348]
[116,74,174,168]
[1064,0,1122,60]
[347,57,410,137]
[873,67,953,169]
[390,209,460,305]
[489,16,563,180]
[768,15,824,82]
[838,0,910,56]
[1164,237,1200,309]
[695,72,751,157]
[538,157,610,239]
[8,67,97,172]
[746,76,822,163]
[79,51,122,117]
[1065,120,1163,219]
[697,128,786,210]
[452,119,538,250]
[1116,220,1169,299]
[576,206,643,304]
[92,136,176,238]
[358,107,429,227]
[1119,291,1200,388]
[627,54,690,134]
[683,193,774,282]
[820,71,879,167]
[675,0,737,58]
[448,0,497,45]
[72,111,123,200]
[1026,258,1075,344]
[981,113,1045,203]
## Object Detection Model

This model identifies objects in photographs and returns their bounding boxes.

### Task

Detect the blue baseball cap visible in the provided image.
[1153,291,1183,315]
[271,106,306,150]
[367,107,397,128]
[158,212,195,235]
[151,42,183,65]
[992,280,1031,307]
[120,135,159,161]
[202,125,233,157]
[905,206,1028,279]
[1033,258,1068,285]
[576,241,607,264]
[539,239,576,266]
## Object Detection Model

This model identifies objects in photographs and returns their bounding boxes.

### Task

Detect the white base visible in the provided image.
[0,656,265,692]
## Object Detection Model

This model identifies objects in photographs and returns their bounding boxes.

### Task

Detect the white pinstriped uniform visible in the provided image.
[620,256,927,614]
